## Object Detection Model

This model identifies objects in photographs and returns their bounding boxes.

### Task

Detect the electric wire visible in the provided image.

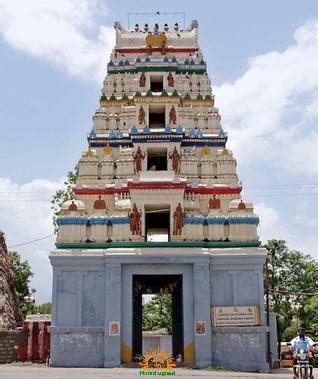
[8,234,54,249]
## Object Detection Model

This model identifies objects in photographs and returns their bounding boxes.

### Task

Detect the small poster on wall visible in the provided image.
[195,321,206,335]
[109,321,120,336]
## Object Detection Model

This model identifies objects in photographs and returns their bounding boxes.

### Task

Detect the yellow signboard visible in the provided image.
[211,306,260,327]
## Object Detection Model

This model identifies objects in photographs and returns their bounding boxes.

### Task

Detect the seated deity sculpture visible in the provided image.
[68,201,78,211]
[93,196,106,210]
[238,200,247,210]
[209,195,220,209]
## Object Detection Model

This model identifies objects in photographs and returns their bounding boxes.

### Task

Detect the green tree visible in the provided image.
[299,295,318,335]
[36,302,52,314]
[265,240,318,350]
[51,166,78,232]
[143,294,172,334]
[8,251,36,316]
[281,322,300,342]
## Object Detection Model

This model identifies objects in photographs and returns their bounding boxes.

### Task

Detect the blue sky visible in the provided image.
[0,0,318,303]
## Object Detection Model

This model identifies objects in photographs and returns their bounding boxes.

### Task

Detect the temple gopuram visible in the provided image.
[50,20,268,372]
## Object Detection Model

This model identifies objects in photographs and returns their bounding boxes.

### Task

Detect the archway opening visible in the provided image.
[145,205,170,242]
[132,275,184,361]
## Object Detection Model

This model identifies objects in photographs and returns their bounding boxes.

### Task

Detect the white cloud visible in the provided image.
[0,177,64,303]
[0,177,62,238]
[254,202,290,244]
[214,19,318,177]
[0,0,115,82]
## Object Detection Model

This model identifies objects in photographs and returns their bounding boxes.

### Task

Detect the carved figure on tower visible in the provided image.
[68,201,77,211]
[129,203,142,235]
[132,146,146,174]
[238,200,247,210]
[167,72,174,87]
[209,195,221,209]
[173,203,186,235]
[146,44,152,56]
[139,72,146,87]
[169,105,177,124]
[93,195,106,210]
[169,147,181,174]
[160,40,166,55]
[153,23,159,36]
[138,106,146,125]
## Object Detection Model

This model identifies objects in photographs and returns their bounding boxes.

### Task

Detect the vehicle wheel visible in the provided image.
[294,366,299,378]
[300,366,307,378]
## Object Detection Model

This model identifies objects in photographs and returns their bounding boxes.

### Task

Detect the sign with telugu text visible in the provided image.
[211,306,260,327]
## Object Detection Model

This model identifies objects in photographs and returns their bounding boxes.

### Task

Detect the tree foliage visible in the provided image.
[299,295,318,335]
[8,251,35,299]
[51,166,78,232]
[143,294,172,334]
[8,252,53,316]
[265,240,318,345]
[8,251,36,316]
[36,302,52,314]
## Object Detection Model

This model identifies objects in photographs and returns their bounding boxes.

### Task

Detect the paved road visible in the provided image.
[1,365,318,379]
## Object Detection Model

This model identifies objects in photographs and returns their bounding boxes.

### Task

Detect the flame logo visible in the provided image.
[140,347,176,371]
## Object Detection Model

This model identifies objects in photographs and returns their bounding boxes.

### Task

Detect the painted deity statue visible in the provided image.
[68,201,77,211]
[169,147,181,174]
[132,146,146,174]
[169,105,177,124]
[238,200,247,210]
[129,203,142,235]
[138,106,146,125]
[93,195,106,210]
[139,72,146,87]
[160,40,166,55]
[167,72,174,87]
[153,23,159,36]
[209,195,220,209]
[173,203,186,235]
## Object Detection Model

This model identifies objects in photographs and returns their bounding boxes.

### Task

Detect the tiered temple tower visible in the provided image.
[50,20,268,371]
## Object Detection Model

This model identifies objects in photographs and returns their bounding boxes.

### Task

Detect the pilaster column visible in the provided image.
[104,263,121,367]
[193,263,212,368]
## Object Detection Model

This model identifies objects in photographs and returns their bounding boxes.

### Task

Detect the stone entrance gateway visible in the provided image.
[50,18,269,372]
[132,274,183,359]
[50,247,267,370]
